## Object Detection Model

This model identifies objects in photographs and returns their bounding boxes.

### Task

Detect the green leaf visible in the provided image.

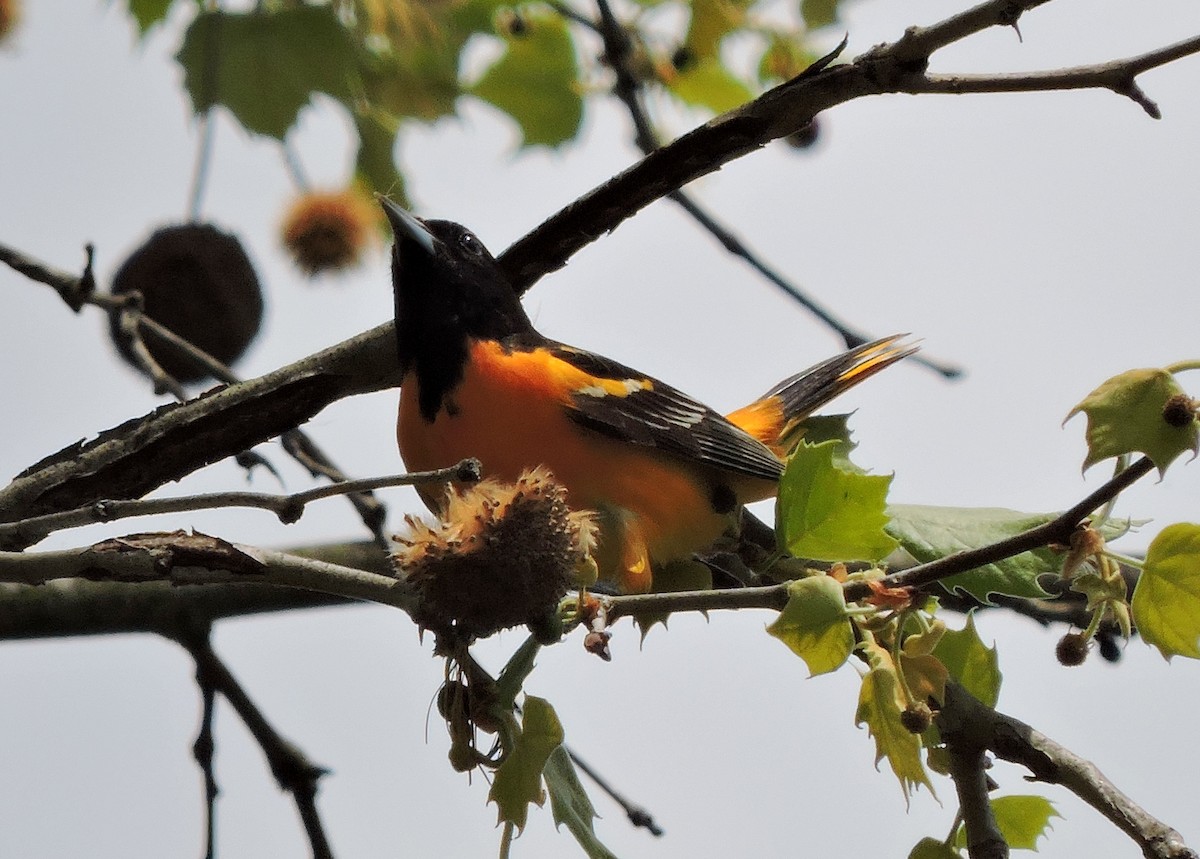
[886,506,1057,602]
[489,695,564,831]
[1066,368,1198,475]
[766,575,854,675]
[801,0,839,29]
[126,0,174,35]
[471,13,582,147]
[908,838,962,859]
[933,614,1001,708]
[954,795,1060,851]
[777,441,898,563]
[544,746,618,859]
[793,413,856,467]
[856,641,935,803]
[667,57,754,115]
[177,7,358,139]
[1132,523,1200,659]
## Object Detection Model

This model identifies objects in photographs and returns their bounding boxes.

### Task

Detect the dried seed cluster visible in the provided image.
[280,189,377,276]
[392,467,597,640]
[109,223,263,383]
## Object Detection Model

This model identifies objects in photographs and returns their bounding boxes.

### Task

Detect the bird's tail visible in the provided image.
[725,334,917,456]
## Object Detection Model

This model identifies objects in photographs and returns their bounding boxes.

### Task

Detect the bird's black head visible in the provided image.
[382,198,535,417]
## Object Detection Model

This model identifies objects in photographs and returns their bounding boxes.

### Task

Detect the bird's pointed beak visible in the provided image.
[379,196,436,255]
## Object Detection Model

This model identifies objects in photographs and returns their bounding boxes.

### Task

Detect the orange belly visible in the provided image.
[397,341,771,591]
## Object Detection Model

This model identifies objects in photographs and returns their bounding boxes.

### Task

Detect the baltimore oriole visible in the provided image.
[383,199,914,594]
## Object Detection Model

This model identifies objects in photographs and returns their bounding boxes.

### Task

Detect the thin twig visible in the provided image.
[0,460,480,548]
[567,748,664,836]
[179,629,334,859]
[189,624,221,859]
[281,430,391,548]
[907,36,1200,118]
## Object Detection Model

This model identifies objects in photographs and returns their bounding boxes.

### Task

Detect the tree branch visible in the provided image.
[179,627,334,859]
[941,683,1197,859]
[938,684,1009,859]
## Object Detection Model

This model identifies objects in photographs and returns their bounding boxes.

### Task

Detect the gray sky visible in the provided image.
[2,0,1200,856]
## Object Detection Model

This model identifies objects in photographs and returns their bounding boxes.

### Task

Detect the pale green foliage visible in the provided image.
[765,574,854,675]
[1066,368,1199,475]
[777,441,898,562]
[1133,522,1200,659]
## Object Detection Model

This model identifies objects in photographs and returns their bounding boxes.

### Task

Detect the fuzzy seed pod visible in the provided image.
[281,189,378,276]
[392,467,598,641]
[1162,393,1197,428]
[1056,632,1090,667]
[109,223,263,383]
[899,702,933,734]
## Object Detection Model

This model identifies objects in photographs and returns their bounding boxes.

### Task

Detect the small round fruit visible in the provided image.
[109,223,263,383]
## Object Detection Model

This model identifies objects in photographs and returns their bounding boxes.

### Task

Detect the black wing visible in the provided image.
[549,343,783,482]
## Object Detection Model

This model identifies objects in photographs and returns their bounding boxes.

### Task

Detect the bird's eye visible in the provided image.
[459,231,484,256]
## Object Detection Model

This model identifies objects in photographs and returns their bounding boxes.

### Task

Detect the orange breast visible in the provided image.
[397,341,765,591]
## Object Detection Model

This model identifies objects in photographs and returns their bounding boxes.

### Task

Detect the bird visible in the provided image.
[383,198,915,594]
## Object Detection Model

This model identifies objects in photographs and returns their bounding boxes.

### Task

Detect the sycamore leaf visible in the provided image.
[667,57,754,115]
[127,0,174,35]
[778,441,897,563]
[793,414,857,468]
[856,641,935,803]
[177,7,358,139]
[1132,523,1200,659]
[766,575,854,675]
[909,838,962,859]
[544,746,618,859]
[1066,368,1198,475]
[886,506,1056,602]
[888,506,1137,603]
[471,13,582,147]
[954,795,1060,851]
[489,696,564,831]
[933,614,1001,708]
